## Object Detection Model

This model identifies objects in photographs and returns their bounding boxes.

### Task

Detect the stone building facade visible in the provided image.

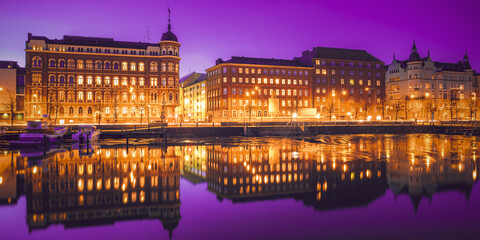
[24,19,180,124]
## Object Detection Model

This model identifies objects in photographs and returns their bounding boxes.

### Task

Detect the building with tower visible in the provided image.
[24,13,180,124]
[385,40,477,120]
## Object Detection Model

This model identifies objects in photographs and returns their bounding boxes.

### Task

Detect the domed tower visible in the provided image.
[159,8,181,122]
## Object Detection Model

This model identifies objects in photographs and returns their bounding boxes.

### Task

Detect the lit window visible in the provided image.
[78,76,84,85]
[122,62,128,71]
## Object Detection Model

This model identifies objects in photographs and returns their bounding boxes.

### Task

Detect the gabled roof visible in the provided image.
[217,56,309,67]
[27,33,159,49]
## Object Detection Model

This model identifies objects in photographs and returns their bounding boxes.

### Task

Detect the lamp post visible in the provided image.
[472,92,477,127]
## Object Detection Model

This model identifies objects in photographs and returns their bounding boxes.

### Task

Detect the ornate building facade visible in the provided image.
[24,17,180,124]
[385,41,476,120]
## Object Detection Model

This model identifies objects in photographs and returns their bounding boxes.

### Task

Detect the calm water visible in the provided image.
[0,134,479,240]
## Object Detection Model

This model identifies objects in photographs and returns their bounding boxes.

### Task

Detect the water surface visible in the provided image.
[0,134,478,240]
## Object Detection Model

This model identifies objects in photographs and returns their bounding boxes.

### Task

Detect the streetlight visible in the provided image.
[472,92,477,127]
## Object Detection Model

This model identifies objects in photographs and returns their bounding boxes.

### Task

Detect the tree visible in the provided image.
[388,99,404,121]
[1,89,16,126]
[112,88,119,123]
[94,101,105,125]
[134,100,147,124]
[325,102,335,121]
[361,98,372,120]
[351,101,361,120]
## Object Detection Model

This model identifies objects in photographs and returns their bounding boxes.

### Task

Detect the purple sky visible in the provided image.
[1,0,479,77]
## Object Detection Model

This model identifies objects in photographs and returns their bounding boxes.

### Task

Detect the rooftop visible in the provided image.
[298,47,384,65]
[180,72,207,87]
[216,56,309,67]
[27,33,159,50]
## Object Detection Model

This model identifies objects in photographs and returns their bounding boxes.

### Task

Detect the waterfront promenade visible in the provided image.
[1,121,478,139]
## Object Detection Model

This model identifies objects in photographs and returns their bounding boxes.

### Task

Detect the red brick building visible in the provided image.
[297,47,385,120]
[206,57,313,121]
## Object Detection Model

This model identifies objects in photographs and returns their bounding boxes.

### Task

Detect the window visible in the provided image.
[150,62,158,72]
[139,62,145,71]
[96,76,102,85]
[130,62,136,71]
[113,77,119,86]
[131,77,136,85]
[113,62,119,70]
[350,79,354,85]
[59,75,65,83]
[78,92,84,101]
[95,61,102,69]
[58,59,65,68]
[322,69,327,75]
[87,107,92,115]
[77,76,84,85]
[86,60,93,69]
[69,107,74,115]
[151,77,158,86]
[105,77,111,85]
[87,76,93,85]
[139,78,144,86]
[87,92,93,101]
[32,57,42,67]
[122,62,128,71]
[168,62,173,71]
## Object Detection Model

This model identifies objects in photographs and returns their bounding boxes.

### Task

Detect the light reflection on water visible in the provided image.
[0,134,478,239]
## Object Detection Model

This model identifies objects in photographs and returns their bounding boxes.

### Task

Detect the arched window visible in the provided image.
[59,59,65,68]
[169,93,173,102]
[131,77,136,85]
[87,76,93,85]
[78,107,83,115]
[86,60,93,69]
[161,62,166,71]
[32,56,42,67]
[150,62,158,72]
[96,76,102,85]
[87,107,92,115]
[87,92,93,101]
[168,62,173,71]
[67,59,75,68]
[175,94,178,102]
[49,75,56,83]
[113,77,119,86]
[104,61,111,69]
[77,76,84,85]
[169,50,173,55]
[130,62,136,71]
[139,78,144,86]
[69,107,74,115]
[175,63,179,72]
[78,91,84,101]
[105,107,110,114]
[113,61,119,70]
[58,91,65,101]
[122,92,128,102]
[95,61,102,70]
[131,107,136,116]
[68,91,75,101]
[122,62,128,71]
[77,60,84,69]
[139,62,145,71]
[162,77,166,86]
[139,93,145,101]
[49,59,56,68]
[59,75,65,83]
[168,77,174,86]
[105,77,111,85]
[162,93,166,102]
[59,107,64,115]
[68,76,74,84]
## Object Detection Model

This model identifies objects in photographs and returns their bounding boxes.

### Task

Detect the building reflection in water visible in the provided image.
[0,135,478,234]
[19,145,181,237]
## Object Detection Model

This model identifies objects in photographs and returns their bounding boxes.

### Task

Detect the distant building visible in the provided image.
[205,57,313,121]
[24,14,180,124]
[180,72,207,122]
[296,47,386,120]
[385,41,476,120]
[0,61,25,121]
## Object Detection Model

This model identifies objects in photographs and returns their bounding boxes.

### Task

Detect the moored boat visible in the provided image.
[72,125,101,143]
[9,121,67,146]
